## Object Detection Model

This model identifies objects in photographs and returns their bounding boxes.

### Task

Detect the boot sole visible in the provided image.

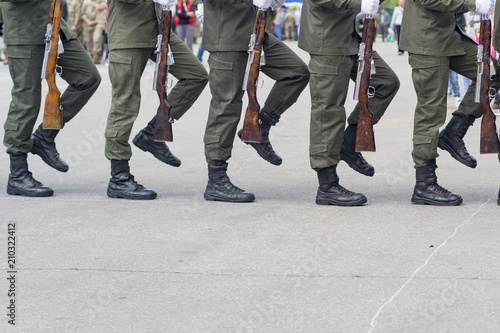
[245,141,282,166]
[316,196,367,206]
[31,145,69,172]
[340,153,374,177]
[204,193,255,203]
[238,130,282,166]
[107,188,157,200]
[411,194,463,206]
[438,139,476,169]
[7,186,53,197]
[133,138,181,167]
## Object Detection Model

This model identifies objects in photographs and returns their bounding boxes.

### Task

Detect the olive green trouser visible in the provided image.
[308,51,400,170]
[105,33,208,160]
[4,37,101,156]
[409,34,483,168]
[204,32,309,164]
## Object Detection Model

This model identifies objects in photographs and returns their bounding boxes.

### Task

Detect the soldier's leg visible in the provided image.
[134,34,208,167]
[239,33,309,166]
[30,36,101,172]
[348,51,400,125]
[105,48,150,161]
[4,44,53,196]
[166,33,208,120]
[203,51,254,202]
[261,33,309,118]
[342,51,400,176]
[409,53,462,205]
[308,54,366,206]
[58,36,101,123]
[105,48,157,200]
[438,35,484,168]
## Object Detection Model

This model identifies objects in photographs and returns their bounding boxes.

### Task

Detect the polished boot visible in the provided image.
[7,154,53,197]
[315,165,367,206]
[411,160,462,206]
[238,109,282,166]
[204,161,255,202]
[340,124,375,176]
[31,124,69,172]
[132,118,181,167]
[438,115,477,168]
[107,160,157,200]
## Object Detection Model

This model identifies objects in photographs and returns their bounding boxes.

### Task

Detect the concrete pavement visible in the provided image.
[1,37,500,332]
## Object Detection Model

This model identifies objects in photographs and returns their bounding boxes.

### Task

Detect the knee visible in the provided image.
[84,69,102,93]
[294,64,310,85]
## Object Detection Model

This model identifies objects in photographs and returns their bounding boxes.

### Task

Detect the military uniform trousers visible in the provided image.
[308,51,399,170]
[409,34,484,168]
[4,37,101,156]
[105,33,208,160]
[203,32,309,164]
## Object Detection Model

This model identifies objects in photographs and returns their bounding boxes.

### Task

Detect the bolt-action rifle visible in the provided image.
[241,8,267,143]
[153,5,175,142]
[475,14,500,154]
[353,15,376,152]
[41,0,64,129]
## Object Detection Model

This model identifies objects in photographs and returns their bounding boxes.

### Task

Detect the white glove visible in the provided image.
[361,0,379,15]
[196,4,204,24]
[154,0,176,7]
[253,0,273,9]
[270,0,286,10]
[475,0,494,15]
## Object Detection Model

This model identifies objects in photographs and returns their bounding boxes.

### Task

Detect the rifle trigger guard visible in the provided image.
[489,87,496,100]
[56,65,63,76]
[166,76,173,89]
[367,86,375,99]
[258,77,264,89]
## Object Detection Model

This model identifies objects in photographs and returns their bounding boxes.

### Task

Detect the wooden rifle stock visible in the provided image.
[477,17,500,154]
[154,7,173,142]
[355,16,376,152]
[42,0,63,129]
[241,9,267,143]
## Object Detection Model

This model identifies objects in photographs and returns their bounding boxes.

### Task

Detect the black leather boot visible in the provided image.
[132,117,181,167]
[340,124,374,176]
[31,124,69,172]
[107,160,157,200]
[7,154,53,197]
[411,160,462,206]
[238,109,282,166]
[204,161,255,202]
[315,165,367,206]
[438,115,477,168]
